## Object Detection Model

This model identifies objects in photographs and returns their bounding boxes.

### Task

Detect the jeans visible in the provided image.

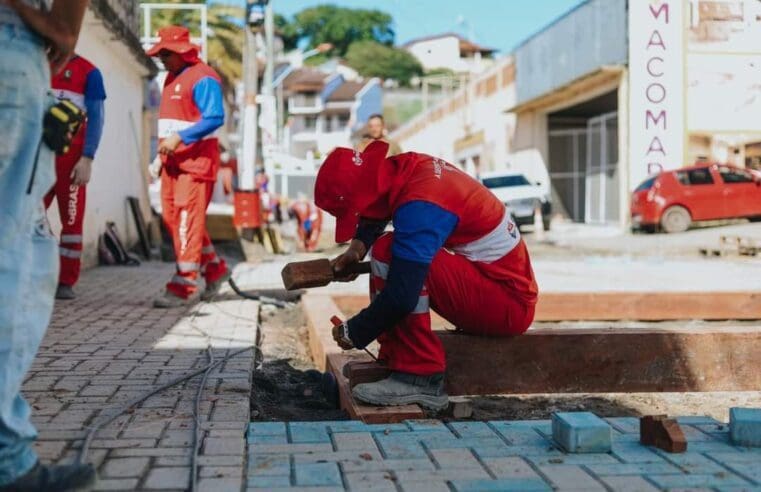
[0,9,58,485]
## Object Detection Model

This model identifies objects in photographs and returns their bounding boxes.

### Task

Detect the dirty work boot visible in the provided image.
[55,284,76,300]
[352,371,449,411]
[201,268,231,301]
[153,290,193,308]
[0,461,97,491]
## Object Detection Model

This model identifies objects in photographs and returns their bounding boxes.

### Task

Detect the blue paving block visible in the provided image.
[610,441,665,463]
[605,417,640,434]
[527,454,619,466]
[422,436,506,450]
[490,420,552,429]
[730,407,761,447]
[451,478,552,491]
[374,434,429,459]
[247,475,291,488]
[552,412,611,453]
[448,421,500,439]
[365,423,410,433]
[247,455,291,476]
[327,421,371,433]
[676,416,722,425]
[647,473,751,489]
[656,451,730,474]
[473,445,564,459]
[722,462,761,484]
[247,434,289,445]
[247,422,287,442]
[585,463,681,476]
[405,419,451,432]
[288,422,331,443]
[293,462,342,487]
[491,426,550,447]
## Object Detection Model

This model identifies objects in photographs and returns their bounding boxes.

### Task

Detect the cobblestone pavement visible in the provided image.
[22,262,260,491]
[246,418,761,491]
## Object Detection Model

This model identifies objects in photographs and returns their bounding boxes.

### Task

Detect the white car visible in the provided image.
[480,171,552,231]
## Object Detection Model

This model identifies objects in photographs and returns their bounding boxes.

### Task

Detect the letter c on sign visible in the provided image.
[647,57,664,77]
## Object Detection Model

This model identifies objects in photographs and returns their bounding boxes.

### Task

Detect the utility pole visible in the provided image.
[260,0,276,179]
[240,1,265,191]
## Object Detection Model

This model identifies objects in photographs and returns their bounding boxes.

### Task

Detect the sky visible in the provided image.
[212,0,585,54]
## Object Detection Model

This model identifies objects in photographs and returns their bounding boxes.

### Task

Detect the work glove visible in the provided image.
[149,155,162,180]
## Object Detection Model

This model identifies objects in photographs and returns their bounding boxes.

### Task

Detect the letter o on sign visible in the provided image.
[646,83,666,104]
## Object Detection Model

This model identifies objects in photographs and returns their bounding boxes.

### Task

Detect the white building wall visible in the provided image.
[406,36,463,72]
[47,10,152,268]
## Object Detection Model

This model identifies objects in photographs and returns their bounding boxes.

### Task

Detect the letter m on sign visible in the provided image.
[649,1,669,23]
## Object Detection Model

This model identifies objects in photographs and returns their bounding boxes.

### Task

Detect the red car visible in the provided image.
[631,163,761,233]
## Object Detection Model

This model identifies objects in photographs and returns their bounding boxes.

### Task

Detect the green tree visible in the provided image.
[275,13,299,51]
[142,1,244,96]
[291,5,394,57]
[345,40,423,86]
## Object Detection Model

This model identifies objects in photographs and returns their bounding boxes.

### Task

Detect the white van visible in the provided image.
[480,169,552,231]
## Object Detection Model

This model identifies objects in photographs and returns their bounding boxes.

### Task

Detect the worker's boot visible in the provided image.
[0,461,96,491]
[201,268,231,301]
[153,290,193,308]
[55,284,76,300]
[352,371,449,411]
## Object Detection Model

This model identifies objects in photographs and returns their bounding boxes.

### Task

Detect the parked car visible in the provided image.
[631,162,761,233]
[480,171,552,231]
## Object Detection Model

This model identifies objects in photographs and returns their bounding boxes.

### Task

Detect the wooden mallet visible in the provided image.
[281,259,371,290]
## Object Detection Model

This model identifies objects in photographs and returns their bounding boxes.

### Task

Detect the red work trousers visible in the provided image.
[44,145,86,287]
[370,233,535,376]
[161,171,228,299]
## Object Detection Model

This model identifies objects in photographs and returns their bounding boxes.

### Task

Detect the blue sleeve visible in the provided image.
[178,76,225,144]
[347,202,457,349]
[82,69,106,158]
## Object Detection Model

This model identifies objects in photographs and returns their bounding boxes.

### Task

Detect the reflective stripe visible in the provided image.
[179,210,189,255]
[371,259,389,280]
[158,118,218,140]
[177,262,199,273]
[201,245,215,254]
[412,295,430,314]
[53,89,85,111]
[451,209,520,263]
[171,274,196,286]
[60,234,82,244]
[59,247,81,259]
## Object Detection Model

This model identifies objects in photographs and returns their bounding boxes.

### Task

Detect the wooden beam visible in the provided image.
[326,353,424,423]
[334,292,761,322]
[441,326,761,395]
[303,295,345,372]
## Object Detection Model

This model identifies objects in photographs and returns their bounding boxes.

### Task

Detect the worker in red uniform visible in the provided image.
[288,193,323,252]
[45,54,106,300]
[146,26,230,308]
[316,141,538,410]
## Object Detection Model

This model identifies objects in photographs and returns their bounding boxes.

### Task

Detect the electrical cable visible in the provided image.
[228,277,290,308]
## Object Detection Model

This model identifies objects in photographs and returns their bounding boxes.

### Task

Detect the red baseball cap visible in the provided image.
[315,140,390,243]
[146,26,200,57]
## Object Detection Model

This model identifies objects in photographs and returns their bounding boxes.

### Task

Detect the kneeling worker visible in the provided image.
[315,142,538,410]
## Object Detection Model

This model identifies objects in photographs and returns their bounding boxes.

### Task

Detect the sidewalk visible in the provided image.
[22,262,259,491]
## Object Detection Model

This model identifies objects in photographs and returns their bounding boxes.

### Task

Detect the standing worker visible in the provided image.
[45,54,106,300]
[316,142,538,410]
[0,1,98,490]
[146,26,230,308]
[288,193,323,252]
[357,114,402,157]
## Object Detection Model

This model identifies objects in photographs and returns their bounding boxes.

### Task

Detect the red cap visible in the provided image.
[146,26,200,57]
[315,140,390,243]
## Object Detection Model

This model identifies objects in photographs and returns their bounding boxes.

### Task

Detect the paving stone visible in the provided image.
[100,457,150,478]
[374,435,428,459]
[340,458,436,473]
[730,407,761,447]
[92,478,140,490]
[429,448,483,469]
[658,451,733,474]
[291,450,383,464]
[143,467,191,489]
[537,465,606,491]
[405,419,450,432]
[448,421,502,439]
[611,441,665,463]
[552,412,612,454]
[32,440,68,461]
[451,478,552,491]
[482,457,542,479]
[202,437,244,455]
[332,431,379,451]
[586,462,682,475]
[247,455,290,476]
[248,443,333,455]
[647,473,752,489]
[294,462,342,487]
[720,462,761,484]
[344,471,398,491]
[394,468,490,482]
[605,417,640,434]
[599,476,661,491]
[397,481,451,492]
[289,421,331,443]
[197,477,243,492]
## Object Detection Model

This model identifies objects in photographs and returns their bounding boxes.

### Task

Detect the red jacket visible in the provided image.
[51,55,96,147]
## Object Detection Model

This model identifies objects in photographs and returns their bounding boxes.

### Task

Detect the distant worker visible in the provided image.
[316,142,538,410]
[357,114,402,157]
[289,193,323,252]
[45,54,106,300]
[146,26,230,308]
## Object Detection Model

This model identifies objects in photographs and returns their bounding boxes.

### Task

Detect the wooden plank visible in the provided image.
[206,214,239,241]
[440,327,761,395]
[303,295,344,372]
[327,353,424,424]
[334,292,761,322]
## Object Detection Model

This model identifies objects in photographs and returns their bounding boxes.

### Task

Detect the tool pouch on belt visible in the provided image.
[43,99,84,155]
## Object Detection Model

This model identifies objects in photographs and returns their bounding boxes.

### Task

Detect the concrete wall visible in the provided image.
[47,10,152,268]
[514,0,627,105]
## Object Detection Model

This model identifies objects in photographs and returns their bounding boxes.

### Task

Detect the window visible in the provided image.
[676,168,714,186]
[482,175,532,188]
[635,176,657,192]
[718,165,754,184]
[303,116,317,131]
